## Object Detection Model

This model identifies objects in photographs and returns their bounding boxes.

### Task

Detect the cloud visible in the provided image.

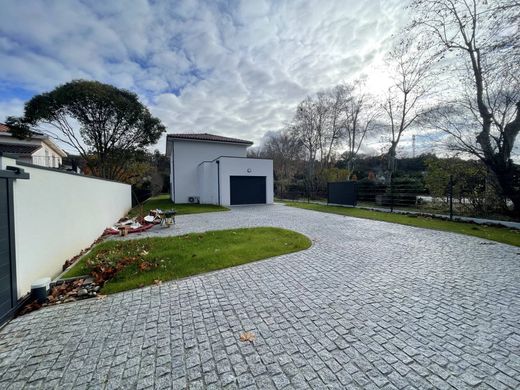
[0,0,406,152]
[0,98,25,122]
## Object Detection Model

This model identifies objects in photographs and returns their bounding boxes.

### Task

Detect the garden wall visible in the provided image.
[0,156,131,299]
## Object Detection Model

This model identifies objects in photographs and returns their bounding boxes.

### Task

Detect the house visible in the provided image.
[166,133,273,206]
[0,123,67,168]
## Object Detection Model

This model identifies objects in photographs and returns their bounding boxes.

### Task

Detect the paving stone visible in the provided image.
[0,205,518,389]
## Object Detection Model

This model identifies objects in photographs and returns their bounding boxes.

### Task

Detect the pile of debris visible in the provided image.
[19,277,103,316]
[146,209,176,228]
[104,216,154,236]
[104,209,176,235]
[47,277,101,303]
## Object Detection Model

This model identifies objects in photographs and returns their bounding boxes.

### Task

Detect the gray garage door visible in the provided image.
[0,176,16,325]
[230,176,266,205]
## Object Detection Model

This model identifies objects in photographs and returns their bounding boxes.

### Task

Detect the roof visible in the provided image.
[0,123,67,157]
[0,122,44,136]
[167,133,253,145]
[0,143,41,155]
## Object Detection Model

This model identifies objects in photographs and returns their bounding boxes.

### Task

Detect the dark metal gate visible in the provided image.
[0,167,29,326]
[230,176,267,205]
[327,181,358,206]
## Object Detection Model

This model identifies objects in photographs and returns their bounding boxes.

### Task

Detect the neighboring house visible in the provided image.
[166,133,273,206]
[0,123,67,168]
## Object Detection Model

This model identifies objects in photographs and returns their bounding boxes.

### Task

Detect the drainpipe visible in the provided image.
[216,160,221,206]
[171,139,175,203]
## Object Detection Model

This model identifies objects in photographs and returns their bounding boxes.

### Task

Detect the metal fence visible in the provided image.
[276,175,516,222]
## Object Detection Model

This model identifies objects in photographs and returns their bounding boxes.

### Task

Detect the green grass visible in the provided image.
[128,194,228,217]
[284,201,520,247]
[62,227,311,294]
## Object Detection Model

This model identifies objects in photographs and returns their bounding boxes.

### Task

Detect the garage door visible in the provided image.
[230,176,266,205]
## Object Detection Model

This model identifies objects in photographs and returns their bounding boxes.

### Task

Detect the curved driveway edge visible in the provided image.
[0,204,519,389]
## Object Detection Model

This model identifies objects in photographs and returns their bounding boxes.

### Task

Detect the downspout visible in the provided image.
[171,139,175,203]
[216,160,221,206]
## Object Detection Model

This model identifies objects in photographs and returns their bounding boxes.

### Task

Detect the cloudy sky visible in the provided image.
[0,0,408,153]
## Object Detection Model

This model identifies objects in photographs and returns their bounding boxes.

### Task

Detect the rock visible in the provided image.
[93,286,100,292]
[77,288,88,297]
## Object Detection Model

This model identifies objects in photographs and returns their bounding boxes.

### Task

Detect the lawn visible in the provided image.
[62,227,311,294]
[128,194,228,217]
[284,201,520,247]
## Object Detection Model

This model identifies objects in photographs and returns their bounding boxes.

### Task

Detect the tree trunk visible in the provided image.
[387,142,397,173]
[490,162,520,218]
[478,102,520,217]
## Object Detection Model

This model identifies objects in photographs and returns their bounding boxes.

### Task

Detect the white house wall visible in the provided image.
[30,143,62,167]
[218,157,274,206]
[0,156,131,299]
[198,162,218,204]
[0,134,65,168]
[171,140,247,203]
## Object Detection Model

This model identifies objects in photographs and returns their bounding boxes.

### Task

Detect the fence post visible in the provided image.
[449,175,453,220]
[390,173,394,213]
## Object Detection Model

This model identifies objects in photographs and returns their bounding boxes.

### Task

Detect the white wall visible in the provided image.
[198,162,218,204]
[218,157,274,206]
[170,140,247,203]
[31,143,62,168]
[0,157,131,298]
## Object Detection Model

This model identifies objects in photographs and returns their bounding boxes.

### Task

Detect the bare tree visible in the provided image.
[290,92,342,192]
[321,87,346,168]
[289,84,379,188]
[382,37,435,174]
[291,97,321,191]
[341,83,379,178]
[409,0,520,215]
[259,130,303,195]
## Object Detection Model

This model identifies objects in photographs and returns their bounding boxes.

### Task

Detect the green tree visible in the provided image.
[7,80,165,181]
[425,157,503,214]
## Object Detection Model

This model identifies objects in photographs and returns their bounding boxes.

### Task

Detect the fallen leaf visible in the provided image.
[96,295,107,300]
[239,331,256,343]
[154,279,162,285]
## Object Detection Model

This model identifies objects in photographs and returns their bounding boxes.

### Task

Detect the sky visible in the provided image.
[0,0,409,154]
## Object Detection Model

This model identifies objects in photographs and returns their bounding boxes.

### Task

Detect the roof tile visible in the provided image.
[167,133,253,145]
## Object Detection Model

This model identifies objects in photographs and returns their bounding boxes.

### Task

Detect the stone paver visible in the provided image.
[1,204,519,389]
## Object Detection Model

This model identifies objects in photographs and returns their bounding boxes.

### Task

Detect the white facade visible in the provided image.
[217,157,274,206]
[168,138,247,203]
[167,135,273,206]
[0,156,131,298]
[0,131,67,168]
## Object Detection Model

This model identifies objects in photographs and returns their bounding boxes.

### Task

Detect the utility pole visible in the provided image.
[412,134,416,158]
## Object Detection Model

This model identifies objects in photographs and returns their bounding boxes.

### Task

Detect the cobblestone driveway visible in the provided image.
[1,204,519,389]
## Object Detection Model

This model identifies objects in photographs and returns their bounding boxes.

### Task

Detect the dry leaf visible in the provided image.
[239,331,256,343]
[154,279,162,285]
[96,294,107,300]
